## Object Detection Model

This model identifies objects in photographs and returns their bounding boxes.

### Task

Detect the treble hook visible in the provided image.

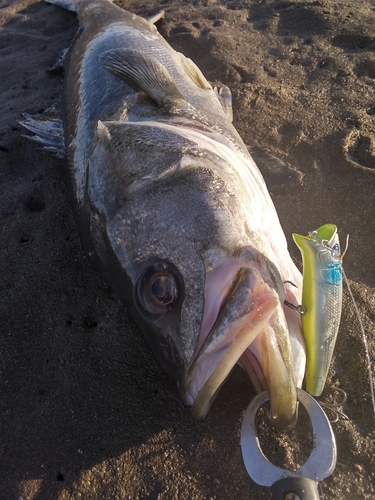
[317,388,349,423]
[284,299,307,315]
[283,281,307,315]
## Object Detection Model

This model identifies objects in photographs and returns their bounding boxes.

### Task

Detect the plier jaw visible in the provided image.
[241,388,337,500]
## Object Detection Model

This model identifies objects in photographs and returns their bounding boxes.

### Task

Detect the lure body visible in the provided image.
[293,224,343,396]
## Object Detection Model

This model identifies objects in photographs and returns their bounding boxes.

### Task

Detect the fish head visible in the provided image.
[184,247,299,431]
[91,122,302,430]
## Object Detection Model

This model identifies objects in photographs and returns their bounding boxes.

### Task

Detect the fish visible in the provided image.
[21,0,306,429]
[293,224,343,396]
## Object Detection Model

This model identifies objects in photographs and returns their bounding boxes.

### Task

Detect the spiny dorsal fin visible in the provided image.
[178,53,212,90]
[101,49,183,105]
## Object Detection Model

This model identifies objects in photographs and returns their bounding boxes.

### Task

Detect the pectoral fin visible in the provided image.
[101,49,183,104]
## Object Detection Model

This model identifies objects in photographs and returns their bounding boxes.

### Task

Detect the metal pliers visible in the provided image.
[241,388,337,500]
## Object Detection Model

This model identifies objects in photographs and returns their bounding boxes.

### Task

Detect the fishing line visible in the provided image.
[343,268,375,417]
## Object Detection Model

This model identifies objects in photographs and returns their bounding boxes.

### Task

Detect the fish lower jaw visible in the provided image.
[183,320,299,430]
[182,292,279,420]
[239,349,267,393]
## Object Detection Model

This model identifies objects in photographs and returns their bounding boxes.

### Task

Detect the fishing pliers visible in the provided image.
[241,388,337,500]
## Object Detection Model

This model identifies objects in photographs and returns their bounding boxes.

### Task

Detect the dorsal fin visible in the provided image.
[101,49,183,105]
[178,53,212,90]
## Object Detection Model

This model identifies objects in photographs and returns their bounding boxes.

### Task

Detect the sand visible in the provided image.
[1,0,375,498]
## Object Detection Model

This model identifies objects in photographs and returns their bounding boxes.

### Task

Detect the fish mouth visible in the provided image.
[183,258,298,430]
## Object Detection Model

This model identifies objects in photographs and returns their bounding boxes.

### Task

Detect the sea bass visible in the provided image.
[23,0,306,428]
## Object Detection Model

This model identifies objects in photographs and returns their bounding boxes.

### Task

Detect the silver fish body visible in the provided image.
[38,0,306,428]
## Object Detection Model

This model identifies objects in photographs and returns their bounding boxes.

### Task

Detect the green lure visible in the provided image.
[293,224,343,397]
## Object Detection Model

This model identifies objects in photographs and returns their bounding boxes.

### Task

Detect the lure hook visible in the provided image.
[283,281,307,315]
[317,388,349,423]
[284,299,307,316]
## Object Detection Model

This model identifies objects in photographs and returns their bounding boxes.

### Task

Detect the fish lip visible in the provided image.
[240,307,299,430]
[269,400,299,431]
[239,341,299,430]
[182,263,298,428]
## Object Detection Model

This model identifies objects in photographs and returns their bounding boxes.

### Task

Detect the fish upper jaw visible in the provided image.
[182,260,298,430]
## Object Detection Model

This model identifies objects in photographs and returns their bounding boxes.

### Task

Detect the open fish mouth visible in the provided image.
[183,257,298,430]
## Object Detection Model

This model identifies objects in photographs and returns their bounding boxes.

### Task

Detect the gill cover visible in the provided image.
[293,224,343,396]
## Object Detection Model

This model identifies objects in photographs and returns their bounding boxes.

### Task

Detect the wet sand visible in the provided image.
[1,0,375,498]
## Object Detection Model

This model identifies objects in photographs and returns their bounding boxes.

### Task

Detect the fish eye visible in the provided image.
[137,262,181,316]
[150,275,176,305]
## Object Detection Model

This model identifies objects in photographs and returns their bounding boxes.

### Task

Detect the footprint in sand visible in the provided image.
[345,130,375,170]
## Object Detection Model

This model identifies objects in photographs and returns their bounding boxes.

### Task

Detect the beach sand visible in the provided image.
[1,0,374,498]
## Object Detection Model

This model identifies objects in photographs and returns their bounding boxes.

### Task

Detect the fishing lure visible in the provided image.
[293,224,344,397]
